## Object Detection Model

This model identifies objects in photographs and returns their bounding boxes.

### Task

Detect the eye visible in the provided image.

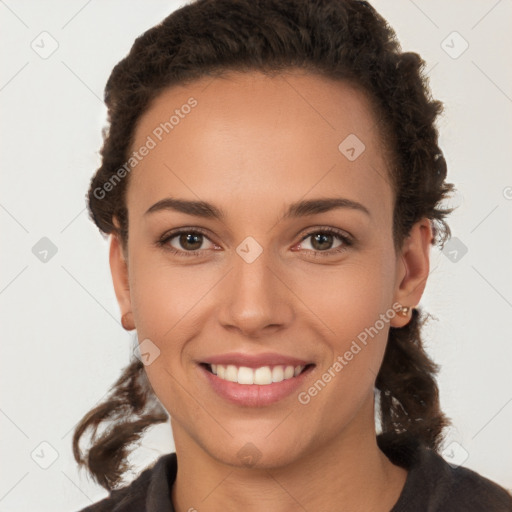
[157,228,218,257]
[156,226,353,258]
[295,227,353,257]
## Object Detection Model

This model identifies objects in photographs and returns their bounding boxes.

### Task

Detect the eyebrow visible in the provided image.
[144,196,371,219]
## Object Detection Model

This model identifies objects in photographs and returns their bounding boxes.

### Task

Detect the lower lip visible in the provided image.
[200,364,313,407]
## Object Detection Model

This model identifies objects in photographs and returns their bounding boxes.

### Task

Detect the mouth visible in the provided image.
[201,362,313,385]
[199,358,315,407]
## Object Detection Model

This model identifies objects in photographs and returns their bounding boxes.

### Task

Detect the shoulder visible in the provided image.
[444,464,512,510]
[378,433,512,512]
[75,453,177,512]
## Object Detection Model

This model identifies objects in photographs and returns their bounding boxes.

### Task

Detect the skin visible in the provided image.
[109,69,433,512]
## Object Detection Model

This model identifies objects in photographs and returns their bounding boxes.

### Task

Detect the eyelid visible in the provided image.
[297,225,353,243]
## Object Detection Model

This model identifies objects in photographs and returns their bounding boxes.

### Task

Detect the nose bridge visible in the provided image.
[218,240,293,335]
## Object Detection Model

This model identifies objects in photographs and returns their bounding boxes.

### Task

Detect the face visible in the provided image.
[110,69,431,469]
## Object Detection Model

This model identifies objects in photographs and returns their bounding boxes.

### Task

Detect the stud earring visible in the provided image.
[398,305,411,317]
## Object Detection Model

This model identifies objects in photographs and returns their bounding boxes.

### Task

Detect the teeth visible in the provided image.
[209,364,305,385]
[238,366,254,384]
[225,364,238,382]
[254,366,272,385]
[284,366,295,379]
[271,366,284,382]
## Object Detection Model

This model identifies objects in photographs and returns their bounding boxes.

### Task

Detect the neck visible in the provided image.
[170,399,407,512]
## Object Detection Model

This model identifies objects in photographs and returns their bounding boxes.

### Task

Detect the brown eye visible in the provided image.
[158,229,217,255]
[293,227,354,258]
[310,233,336,251]
[176,233,204,251]
[300,231,346,252]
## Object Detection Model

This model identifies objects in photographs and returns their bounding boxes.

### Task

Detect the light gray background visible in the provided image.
[1,1,511,510]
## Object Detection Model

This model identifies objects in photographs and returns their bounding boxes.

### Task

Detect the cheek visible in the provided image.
[127,256,221,418]
[127,256,207,419]
[293,249,396,407]
[298,249,396,346]
[129,253,217,346]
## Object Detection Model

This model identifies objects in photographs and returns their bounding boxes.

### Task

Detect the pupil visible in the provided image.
[313,233,332,250]
[181,233,202,250]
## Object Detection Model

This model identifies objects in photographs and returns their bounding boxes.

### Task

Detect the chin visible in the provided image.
[201,432,310,471]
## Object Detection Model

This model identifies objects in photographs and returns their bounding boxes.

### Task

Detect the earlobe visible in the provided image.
[121,311,134,330]
[390,219,432,328]
[109,232,135,331]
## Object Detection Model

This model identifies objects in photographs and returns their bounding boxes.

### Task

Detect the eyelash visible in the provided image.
[156,226,353,259]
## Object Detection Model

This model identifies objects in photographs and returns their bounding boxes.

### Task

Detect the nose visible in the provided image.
[216,246,294,338]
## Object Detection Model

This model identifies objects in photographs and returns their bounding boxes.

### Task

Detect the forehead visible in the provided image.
[126,70,393,222]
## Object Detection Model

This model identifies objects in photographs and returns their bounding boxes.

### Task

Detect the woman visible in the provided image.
[73,0,512,510]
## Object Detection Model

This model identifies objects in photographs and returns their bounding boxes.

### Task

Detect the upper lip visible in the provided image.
[202,352,313,368]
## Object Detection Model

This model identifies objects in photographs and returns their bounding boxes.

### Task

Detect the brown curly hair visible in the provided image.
[73,0,455,491]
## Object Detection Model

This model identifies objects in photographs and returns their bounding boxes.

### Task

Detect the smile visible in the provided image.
[199,356,315,407]
[207,363,306,385]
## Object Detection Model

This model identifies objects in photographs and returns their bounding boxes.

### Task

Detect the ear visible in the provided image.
[109,225,135,331]
[390,218,433,328]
